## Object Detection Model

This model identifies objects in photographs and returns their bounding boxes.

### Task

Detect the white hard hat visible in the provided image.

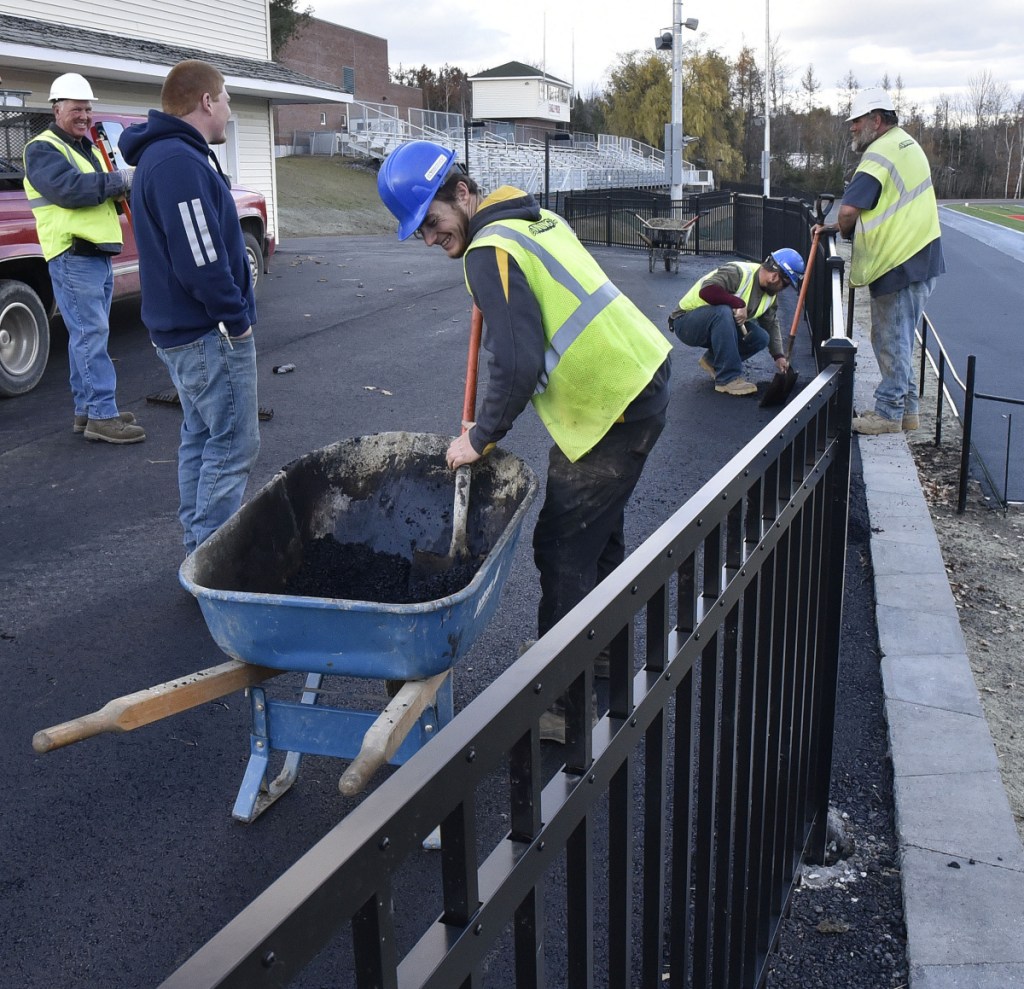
[49,73,96,102]
[846,87,895,122]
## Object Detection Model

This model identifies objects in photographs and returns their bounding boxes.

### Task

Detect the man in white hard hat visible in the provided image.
[23,73,145,443]
[814,86,944,435]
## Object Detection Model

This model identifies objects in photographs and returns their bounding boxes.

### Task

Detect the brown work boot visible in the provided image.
[902,413,920,431]
[73,411,136,434]
[697,354,716,379]
[852,411,900,435]
[715,377,757,396]
[83,416,146,444]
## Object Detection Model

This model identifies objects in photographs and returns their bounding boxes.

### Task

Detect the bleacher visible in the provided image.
[291,100,715,195]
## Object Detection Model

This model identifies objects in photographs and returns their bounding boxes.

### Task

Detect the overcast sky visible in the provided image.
[312,0,1023,114]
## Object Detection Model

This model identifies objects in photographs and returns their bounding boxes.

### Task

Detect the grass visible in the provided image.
[276,155,381,210]
[942,201,1024,233]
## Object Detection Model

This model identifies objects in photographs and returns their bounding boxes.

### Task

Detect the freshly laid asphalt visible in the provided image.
[1,226,1021,986]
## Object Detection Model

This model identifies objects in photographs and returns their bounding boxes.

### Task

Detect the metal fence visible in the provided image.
[158,331,856,988]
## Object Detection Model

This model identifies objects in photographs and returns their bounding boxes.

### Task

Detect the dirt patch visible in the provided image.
[906,401,1024,838]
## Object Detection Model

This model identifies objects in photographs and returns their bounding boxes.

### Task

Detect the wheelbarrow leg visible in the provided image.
[232,672,322,823]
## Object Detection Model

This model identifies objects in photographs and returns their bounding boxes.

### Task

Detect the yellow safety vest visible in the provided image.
[466,209,671,462]
[23,131,123,261]
[850,126,940,287]
[677,262,775,321]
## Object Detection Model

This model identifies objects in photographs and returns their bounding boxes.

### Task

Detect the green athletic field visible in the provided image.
[942,201,1024,233]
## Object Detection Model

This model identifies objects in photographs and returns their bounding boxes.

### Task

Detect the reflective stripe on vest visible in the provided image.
[677,262,773,320]
[465,211,670,462]
[471,217,621,392]
[23,131,122,261]
[850,127,940,286]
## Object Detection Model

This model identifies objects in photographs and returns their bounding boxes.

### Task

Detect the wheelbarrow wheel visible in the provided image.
[664,254,673,272]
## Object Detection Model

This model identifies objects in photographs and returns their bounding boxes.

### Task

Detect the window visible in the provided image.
[320,111,327,126]
[342,67,355,94]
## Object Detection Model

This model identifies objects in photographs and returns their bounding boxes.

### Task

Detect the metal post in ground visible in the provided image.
[958,355,977,514]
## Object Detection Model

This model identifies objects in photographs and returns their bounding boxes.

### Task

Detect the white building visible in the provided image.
[0,4,348,242]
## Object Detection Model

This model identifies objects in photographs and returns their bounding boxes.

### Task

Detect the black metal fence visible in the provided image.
[917,315,1024,510]
[159,333,856,989]
[560,190,840,373]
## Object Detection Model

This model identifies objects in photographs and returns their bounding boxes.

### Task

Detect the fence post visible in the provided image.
[806,336,856,863]
[918,317,928,397]
[958,355,977,514]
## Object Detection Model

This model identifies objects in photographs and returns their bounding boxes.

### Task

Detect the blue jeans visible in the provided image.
[156,330,260,554]
[869,278,936,421]
[533,411,666,637]
[672,305,769,383]
[48,252,119,419]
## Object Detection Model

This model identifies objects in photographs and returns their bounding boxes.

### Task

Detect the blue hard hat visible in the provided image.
[769,248,805,288]
[377,141,457,240]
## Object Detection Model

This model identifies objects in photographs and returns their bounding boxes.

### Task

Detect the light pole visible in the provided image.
[657,2,698,205]
[762,0,771,196]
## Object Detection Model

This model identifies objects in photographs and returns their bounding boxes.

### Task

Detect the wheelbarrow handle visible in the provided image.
[339,670,451,796]
[462,305,483,430]
[32,660,279,753]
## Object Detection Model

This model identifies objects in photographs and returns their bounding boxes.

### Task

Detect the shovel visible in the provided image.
[760,193,834,408]
[413,304,483,576]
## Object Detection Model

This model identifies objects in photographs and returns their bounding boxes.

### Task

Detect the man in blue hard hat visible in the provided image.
[668,249,805,396]
[378,140,672,743]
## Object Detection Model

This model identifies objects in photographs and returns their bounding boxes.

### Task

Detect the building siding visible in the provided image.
[7,68,278,240]
[0,0,270,60]
[472,80,569,123]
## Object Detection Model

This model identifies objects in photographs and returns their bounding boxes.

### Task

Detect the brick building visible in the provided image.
[274,16,422,146]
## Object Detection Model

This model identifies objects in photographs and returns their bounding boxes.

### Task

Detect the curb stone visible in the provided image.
[850,320,1024,985]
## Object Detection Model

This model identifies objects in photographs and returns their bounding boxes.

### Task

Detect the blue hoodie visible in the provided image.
[120,110,255,347]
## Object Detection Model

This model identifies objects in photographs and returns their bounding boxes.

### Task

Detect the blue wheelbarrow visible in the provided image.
[33,431,537,822]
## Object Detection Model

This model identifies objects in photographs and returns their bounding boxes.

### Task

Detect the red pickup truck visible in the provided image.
[0,110,275,398]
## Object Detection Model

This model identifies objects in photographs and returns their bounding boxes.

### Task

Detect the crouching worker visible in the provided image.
[669,249,804,396]
[377,141,672,743]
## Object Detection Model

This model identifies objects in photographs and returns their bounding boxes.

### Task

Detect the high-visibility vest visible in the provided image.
[677,261,775,321]
[466,210,671,462]
[849,126,940,287]
[23,131,123,261]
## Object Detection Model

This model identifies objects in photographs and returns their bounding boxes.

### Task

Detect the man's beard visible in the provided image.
[851,118,881,153]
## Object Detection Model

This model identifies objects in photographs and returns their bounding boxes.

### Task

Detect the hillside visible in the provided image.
[275,155,397,237]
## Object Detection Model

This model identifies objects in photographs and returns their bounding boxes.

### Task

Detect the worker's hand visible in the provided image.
[446,432,480,470]
[811,223,838,237]
[733,306,748,326]
[117,166,135,192]
[774,355,789,373]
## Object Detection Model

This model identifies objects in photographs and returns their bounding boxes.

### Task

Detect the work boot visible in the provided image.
[73,411,136,434]
[902,413,920,431]
[852,411,900,435]
[715,377,757,396]
[539,706,567,744]
[697,354,716,379]
[83,416,146,444]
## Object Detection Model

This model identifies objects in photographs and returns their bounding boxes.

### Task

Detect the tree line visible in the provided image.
[382,39,1023,201]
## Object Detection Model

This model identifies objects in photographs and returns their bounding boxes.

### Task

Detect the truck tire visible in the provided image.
[0,280,50,398]
[243,232,265,295]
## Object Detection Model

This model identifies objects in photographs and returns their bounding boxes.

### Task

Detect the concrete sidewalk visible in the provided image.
[851,326,1024,987]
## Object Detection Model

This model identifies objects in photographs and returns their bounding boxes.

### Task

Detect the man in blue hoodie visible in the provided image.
[121,60,259,556]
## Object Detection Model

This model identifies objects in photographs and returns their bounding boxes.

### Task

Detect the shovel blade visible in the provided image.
[760,366,799,408]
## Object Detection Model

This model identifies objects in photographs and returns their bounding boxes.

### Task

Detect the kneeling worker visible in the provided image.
[669,249,804,396]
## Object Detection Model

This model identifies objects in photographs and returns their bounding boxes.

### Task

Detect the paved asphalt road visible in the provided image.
[1,236,811,987]
[923,209,1024,503]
